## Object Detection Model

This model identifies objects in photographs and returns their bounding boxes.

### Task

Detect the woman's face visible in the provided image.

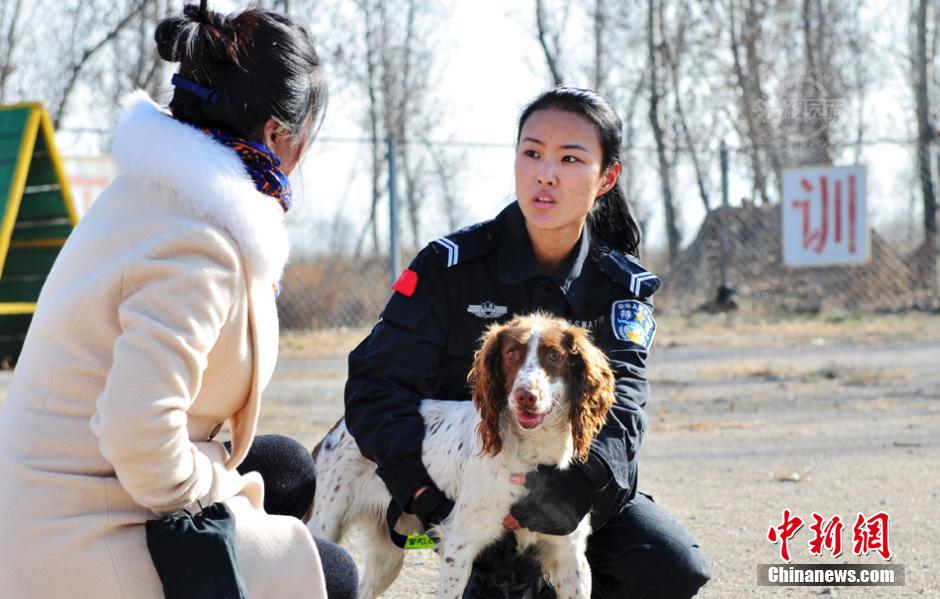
[514,108,618,244]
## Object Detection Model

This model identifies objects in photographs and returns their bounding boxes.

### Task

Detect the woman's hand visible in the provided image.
[502,472,527,531]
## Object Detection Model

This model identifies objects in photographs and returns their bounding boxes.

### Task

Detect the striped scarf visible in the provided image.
[203,128,292,213]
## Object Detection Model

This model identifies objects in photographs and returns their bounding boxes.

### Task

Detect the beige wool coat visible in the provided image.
[0,92,327,598]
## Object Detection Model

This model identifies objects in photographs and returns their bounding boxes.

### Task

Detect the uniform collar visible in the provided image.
[496,202,596,311]
[497,202,540,284]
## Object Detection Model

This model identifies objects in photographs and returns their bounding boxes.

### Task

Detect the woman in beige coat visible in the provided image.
[0,3,344,598]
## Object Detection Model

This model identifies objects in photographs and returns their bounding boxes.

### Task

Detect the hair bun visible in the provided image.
[154,3,237,69]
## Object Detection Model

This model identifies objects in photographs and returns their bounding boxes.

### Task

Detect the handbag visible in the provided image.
[145,501,249,599]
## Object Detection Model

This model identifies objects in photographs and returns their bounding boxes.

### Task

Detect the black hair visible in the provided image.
[155,1,327,150]
[516,87,641,257]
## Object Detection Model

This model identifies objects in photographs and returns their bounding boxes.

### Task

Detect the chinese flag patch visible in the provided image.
[392,268,419,297]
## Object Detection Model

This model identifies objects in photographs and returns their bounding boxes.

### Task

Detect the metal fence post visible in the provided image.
[717,141,736,309]
[388,138,400,286]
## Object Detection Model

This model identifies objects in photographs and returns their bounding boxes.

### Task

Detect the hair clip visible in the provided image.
[171,73,220,104]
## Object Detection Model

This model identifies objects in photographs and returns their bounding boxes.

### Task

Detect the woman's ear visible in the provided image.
[262,117,279,148]
[567,328,616,462]
[597,162,622,197]
[471,323,507,456]
[262,117,301,175]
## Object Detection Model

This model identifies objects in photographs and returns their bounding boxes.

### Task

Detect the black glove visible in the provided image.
[407,484,454,530]
[510,459,611,536]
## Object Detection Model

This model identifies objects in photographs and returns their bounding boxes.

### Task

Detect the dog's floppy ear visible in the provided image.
[566,327,615,462]
[470,322,507,456]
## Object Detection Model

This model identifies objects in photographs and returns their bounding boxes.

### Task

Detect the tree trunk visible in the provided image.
[665,1,710,213]
[53,0,148,127]
[622,69,649,256]
[592,0,604,93]
[729,1,770,206]
[915,0,938,281]
[0,0,25,103]
[799,0,832,164]
[355,0,382,257]
[536,0,564,86]
[743,0,783,196]
[648,0,680,263]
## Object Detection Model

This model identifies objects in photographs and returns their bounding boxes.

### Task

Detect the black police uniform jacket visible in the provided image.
[344,202,660,520]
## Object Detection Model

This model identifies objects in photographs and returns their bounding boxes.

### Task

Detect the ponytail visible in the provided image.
[588,184,641,257]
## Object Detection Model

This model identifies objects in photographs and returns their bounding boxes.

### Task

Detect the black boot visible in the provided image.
[460,535,556,599]
[462,566,553,599]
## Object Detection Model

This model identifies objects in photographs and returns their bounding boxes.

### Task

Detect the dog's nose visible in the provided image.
[514,388,537,410]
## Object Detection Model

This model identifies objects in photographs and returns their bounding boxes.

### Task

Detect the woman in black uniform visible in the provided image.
[343,87,710,598]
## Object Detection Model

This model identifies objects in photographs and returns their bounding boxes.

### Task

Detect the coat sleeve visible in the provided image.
[90,229,247,516]
[579,297,653,492]
[344,248,451,508]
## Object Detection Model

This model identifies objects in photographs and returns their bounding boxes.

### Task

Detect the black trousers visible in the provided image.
[230,435,359,599]
[585,492,710,598]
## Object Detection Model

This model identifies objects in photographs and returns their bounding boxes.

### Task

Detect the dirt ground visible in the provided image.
[2,312,936,597]
[268,312,940,598]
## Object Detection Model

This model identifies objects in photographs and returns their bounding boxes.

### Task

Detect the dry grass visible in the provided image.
[655,311,940,349]
[276,313,940,361]
[279,326,371,359]
[651,419,765,433]
[694,361,912,384]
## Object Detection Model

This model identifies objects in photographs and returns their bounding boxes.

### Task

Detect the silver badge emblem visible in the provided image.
[467,301,508,319]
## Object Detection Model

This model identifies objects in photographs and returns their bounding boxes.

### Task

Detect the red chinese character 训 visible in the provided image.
[852,512,892,560]
[808,513,844,558]
[789,173,859,254]
[768,509,804,562]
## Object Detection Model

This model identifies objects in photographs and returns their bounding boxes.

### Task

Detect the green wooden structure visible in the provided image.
[0,103,78,364]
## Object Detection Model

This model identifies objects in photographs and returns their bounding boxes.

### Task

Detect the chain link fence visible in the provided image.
[276,210,940,332]
[276,254,393,330]
[654,204,940,316]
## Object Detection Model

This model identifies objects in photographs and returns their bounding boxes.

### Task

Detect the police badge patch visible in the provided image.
[611,300,656,349]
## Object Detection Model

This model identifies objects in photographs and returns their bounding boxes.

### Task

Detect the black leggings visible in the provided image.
[229,434,358,599]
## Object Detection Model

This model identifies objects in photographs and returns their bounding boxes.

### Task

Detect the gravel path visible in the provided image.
[261,318,940,598]
[3,316,936,597]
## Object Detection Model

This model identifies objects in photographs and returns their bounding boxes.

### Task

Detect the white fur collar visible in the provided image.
[111,91,288,282]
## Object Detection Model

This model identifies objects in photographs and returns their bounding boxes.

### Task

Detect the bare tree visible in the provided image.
[322,0,455,255]
[913,0,938,273]
[648,0,681,263]
[726,0,775,205]
[0,0,25,103]
[621,68,651,254]
[53,0,150,127]
[535,0,567,85]
[662,0,713,213]
[591,0,606,93]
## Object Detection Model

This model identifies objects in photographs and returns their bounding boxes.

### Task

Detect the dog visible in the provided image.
[306,313,615,599]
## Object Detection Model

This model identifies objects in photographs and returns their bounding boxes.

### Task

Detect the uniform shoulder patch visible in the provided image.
[611,299,656,349]
[598,251,661,299]
[429,220,495,269]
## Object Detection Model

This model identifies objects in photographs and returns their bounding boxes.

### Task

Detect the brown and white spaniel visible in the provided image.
[306,313,615,599]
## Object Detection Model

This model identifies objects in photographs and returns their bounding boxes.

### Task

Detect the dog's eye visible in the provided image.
[505,349,519,362]
[548,350,562,362]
